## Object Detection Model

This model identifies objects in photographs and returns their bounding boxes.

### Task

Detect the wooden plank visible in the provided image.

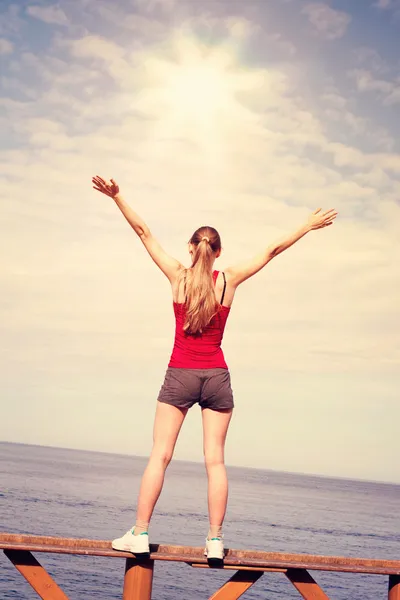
[389,575,400,600]
[4,550,70,600]
[285,569,330,600]
[123,558,154,600]
[191,563,286,572]
[208,570,263,600]
[1,534,400,575]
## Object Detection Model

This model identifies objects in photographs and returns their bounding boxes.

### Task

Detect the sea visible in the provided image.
[0,441,399,599]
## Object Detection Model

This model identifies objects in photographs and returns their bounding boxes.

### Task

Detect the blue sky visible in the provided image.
[1,0,399,483]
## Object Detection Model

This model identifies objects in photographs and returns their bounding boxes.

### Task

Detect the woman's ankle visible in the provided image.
[133,520,149,535]
[208,524,223,539]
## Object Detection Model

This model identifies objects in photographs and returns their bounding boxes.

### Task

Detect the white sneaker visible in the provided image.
[204,537,224,563]
[112,528,150,555]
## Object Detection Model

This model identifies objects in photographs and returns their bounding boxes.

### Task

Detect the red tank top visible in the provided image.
[168,270,231,369]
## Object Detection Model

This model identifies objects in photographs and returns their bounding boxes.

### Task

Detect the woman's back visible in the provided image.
[172,269,235,309]
[169,270,231,369]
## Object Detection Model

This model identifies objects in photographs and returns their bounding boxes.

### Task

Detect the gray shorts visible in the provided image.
[157,367,234,411]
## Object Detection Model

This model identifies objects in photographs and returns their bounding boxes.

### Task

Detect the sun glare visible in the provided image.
[142,39,247,158]
[165,64,231,122]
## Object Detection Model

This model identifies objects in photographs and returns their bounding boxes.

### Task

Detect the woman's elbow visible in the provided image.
[267,245,279,259]
[138,225,151,239]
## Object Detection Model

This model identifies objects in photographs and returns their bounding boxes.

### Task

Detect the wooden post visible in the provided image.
[208,570,263,600]
[389,575,400,600]
[4,550,70,600]
[123,558,154,600]
[285,568,331,600]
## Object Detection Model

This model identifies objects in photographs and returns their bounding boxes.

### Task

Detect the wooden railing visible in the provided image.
[1,533,400,599]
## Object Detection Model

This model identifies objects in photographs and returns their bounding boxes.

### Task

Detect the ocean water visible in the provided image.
[0,442,399,599]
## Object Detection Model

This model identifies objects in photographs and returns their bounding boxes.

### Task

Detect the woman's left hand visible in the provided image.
[92,176,120,198]
[307,208,337,230]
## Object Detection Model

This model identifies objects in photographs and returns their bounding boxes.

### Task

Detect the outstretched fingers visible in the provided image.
[91,175,119,197]
[323,215,337,227]
[309,207,338,230]
[92,175,112,196]
[326,211,338,222]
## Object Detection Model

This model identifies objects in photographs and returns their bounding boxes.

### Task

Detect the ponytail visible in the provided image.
[179,227,222,336]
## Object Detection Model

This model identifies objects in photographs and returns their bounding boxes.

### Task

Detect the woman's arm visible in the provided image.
[225,208,337,287]
[92,176,183,282]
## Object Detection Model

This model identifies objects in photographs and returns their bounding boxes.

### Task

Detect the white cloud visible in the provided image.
[68,34,124,62]
[374,0,392,8]
[224,17,260,40]
[323,104,367,135]
[351,68,392,93]
[132,0,177,12]
[93,3,167,38]
[266,32,297,57]
[0,4,23,36]
[353,47,389,74]
[26,5,68,26]
[384,87,400,105]
[302,3,351,40]
[349,68,400,105]
[372,0,400,17]
[0,37,13,54]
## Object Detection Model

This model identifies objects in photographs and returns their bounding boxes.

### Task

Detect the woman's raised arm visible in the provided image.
[225,208,337,288]
[92,176,183,283]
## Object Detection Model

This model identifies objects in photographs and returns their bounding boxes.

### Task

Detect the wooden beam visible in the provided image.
[1,534,400,576]
[208,570,263,600]
[190,563,286,572]
[123,558,154,600]
[285,568,331,600]
[4,550,70,600]
[389,575,400,600]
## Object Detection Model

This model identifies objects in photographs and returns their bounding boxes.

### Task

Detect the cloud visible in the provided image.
[266,32,297,57]
[68,34,124,62]
[350,69,392,93]
[371,0,400,18]
[0,4,23,35]
[26,5,68,26]
[132,0,177,12]
[302,3,351,39]
[224,17,260,40]
[385,87,400,104]
[0,37,13,54]
[92,3,168,39]
[349,68,400,105]
[321,91,347,109]
[373,0,395,8]
[352,47,390,75]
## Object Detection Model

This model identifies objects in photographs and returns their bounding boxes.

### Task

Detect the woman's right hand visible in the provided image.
[92,176,120,198]
[307,208,338,230]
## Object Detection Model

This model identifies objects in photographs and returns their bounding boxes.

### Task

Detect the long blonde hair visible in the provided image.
[179,226,222,336]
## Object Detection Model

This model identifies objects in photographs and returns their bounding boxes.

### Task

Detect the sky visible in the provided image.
[1,0,399,484]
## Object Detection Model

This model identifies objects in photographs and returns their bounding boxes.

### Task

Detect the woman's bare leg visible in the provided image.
[202,407,233,536]
[135,402,188,526]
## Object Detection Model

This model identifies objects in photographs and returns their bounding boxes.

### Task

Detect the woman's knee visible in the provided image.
[150,447,174,467]
[204,448,225,469]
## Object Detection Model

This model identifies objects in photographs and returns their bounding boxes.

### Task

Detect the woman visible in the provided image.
[92,175,337,562]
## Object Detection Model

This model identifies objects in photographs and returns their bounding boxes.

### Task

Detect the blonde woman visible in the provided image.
[92,176,337,563]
